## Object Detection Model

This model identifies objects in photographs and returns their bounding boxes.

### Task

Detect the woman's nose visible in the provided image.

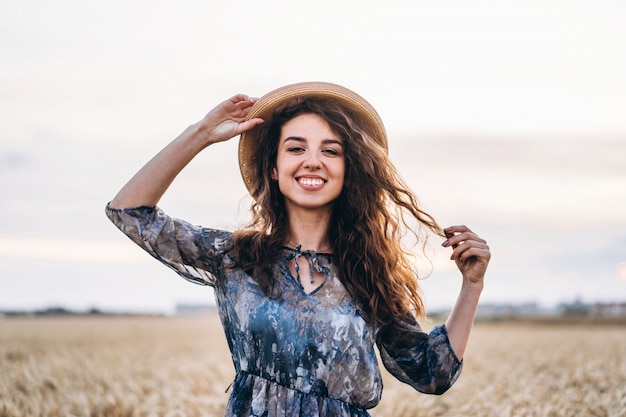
[303,152,322,169]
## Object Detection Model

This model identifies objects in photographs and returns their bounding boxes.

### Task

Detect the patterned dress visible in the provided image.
[105,205,462,416]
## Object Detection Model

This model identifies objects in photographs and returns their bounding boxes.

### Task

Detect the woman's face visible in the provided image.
[272,113,345,214]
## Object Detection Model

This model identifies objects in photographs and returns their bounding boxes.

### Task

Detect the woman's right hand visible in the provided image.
[197,94,264,146]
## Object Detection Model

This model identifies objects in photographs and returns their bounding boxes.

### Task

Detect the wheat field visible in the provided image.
[1,315,624,417]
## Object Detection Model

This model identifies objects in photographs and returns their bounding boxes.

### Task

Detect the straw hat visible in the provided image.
[238,81,388,196]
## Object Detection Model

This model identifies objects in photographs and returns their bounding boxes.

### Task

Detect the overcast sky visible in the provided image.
[1,0,625,314]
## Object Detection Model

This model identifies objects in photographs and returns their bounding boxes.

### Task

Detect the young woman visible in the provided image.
[106,82,490,416]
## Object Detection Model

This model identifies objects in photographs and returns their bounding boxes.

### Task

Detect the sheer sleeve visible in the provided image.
[376,316,463,395]
[105,203,233,287]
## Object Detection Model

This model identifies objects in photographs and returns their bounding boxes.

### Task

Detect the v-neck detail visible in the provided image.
[281,246,333,295]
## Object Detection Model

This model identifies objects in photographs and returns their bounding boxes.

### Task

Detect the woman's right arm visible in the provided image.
[109,94,263,209]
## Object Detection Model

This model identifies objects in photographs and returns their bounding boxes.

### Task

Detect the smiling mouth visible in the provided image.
[297,178,326,186]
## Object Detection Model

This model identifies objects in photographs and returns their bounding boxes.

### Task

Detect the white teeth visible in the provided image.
[299,178,324,186]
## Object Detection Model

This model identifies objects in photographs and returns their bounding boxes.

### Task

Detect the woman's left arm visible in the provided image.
[441,225,491,359]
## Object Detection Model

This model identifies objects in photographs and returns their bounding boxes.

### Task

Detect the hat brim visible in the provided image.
[238,81,387,196]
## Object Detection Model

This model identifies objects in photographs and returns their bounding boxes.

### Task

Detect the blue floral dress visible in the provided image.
[105,205,462,416]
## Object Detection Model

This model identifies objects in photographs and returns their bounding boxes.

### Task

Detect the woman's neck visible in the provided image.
[284,208,332,252]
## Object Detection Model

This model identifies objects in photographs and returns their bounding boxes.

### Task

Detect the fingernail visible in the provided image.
[442,240,449,247]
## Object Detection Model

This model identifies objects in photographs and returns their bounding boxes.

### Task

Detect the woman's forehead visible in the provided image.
[280,113,341,138]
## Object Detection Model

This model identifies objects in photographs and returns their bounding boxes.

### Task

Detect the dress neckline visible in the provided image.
[280,245,333,291]
[280,245,334,256]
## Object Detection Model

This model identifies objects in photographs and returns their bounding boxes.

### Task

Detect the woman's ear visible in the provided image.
[271,167,277,180]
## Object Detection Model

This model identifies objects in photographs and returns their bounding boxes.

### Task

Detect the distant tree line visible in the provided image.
[0,307,163,317]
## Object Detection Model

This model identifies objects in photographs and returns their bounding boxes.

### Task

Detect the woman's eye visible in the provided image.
[322,148,340,156]
[287,147,305,153]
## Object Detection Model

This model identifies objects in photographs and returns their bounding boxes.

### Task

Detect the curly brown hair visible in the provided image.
[233,97,444,325]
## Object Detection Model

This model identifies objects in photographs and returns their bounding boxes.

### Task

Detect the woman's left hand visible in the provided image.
[442,225,491,285]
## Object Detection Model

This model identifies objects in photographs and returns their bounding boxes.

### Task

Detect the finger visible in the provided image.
[222,95,257,117]
[443,230,458,249]
[443,225,472,249]
[444,225,471,235]
[235,97,258,108]
[443,226,486,248]
[451,242,491,262]
[230,94,255,103]
[235,118,264,135]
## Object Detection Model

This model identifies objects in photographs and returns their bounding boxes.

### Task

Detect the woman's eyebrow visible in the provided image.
[321,138,343,147]
[282,137,344,148]
[283,136,306,143]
